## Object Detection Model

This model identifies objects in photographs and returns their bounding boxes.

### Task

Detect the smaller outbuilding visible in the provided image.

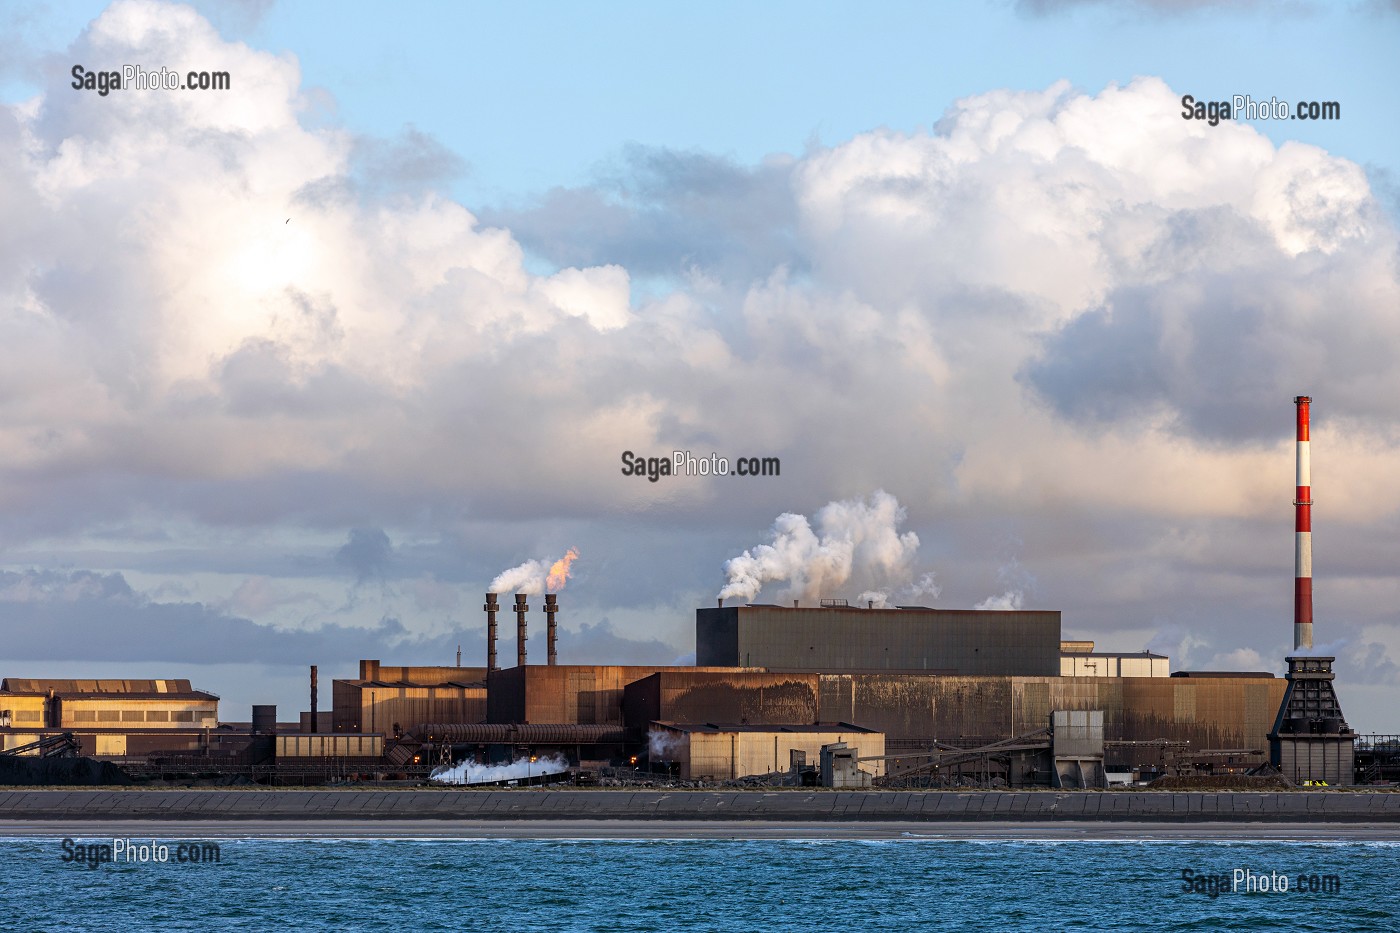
[647,721,884,781]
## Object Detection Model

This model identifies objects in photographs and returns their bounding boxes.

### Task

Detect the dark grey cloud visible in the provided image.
[0,568,685,673]
[0,568,413,665]
[482,145,803,281]
[1020,205,1400,443]
[335,528,393,583]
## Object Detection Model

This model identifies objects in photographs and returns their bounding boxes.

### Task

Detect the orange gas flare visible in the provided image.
[546,547,580,591]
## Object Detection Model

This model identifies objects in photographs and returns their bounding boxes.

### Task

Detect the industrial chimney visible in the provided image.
[1294,396,1313,651]
[545,593,559,666]
[484,593,500,671]
[308,665,318,734]
[515,593,529,666]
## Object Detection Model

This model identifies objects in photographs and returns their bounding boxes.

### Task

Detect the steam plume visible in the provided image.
[973,559,1034,611]
[648,728,683,760]
[719,490,920,602]
[490,547,581,594]
[430,753,569,785]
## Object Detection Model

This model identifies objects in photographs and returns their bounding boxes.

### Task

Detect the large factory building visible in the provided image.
[696,603,1060,675]
[332,661,487,737]
[0,678,219,757]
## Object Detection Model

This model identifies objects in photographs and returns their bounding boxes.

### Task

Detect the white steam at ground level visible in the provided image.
[429,754,570,785]
[648,728,683,760]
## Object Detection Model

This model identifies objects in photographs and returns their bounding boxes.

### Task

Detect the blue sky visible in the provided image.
[8,1,1398,212]
[1,1,1399,727]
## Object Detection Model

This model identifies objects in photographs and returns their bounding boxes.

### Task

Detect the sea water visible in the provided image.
[6,836,1397,930]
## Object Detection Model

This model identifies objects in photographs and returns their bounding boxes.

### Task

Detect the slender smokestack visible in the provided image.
[1294,396,1313,651]
[545,593,558,666]
[309,665,318,734]
[515,593,529,667]
[484,593,499,671]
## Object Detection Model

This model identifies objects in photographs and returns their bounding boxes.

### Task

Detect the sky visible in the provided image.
[1,0,1398,730]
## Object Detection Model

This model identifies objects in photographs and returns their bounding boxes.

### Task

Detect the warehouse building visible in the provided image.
[1060,641,1170,677]
[648,722,884,782]
[0,678,219,757]
[332,661,487,737]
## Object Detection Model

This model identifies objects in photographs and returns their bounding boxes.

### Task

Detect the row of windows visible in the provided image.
[66,709,214,723]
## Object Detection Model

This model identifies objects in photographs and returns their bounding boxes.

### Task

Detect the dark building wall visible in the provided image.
[696,606,1060,676]
[815,674,1285,751]
[695,608,739,666]
[487,666,743,726]
[622,672,821,731]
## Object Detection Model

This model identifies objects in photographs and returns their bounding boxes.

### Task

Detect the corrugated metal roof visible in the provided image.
[654,721,878,734]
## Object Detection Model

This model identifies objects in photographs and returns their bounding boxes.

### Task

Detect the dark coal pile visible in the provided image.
[0,755,132,786]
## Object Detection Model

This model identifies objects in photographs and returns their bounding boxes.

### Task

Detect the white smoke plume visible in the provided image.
[860,572,944,609]
[489,548,580,594]
[973,559,1034,611]
[906,572,942,602]
[429,753,569,785]
[974,591,1024,611]
[647,728,683,760]
[719,491,921,603]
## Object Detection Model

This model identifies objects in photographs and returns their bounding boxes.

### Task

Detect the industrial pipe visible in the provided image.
[309,665,318,734]
[1294,395,1313,651]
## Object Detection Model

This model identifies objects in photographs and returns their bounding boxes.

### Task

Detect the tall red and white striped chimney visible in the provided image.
[1294,395,1313,651]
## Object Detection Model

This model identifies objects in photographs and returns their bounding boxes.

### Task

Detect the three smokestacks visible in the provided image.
[484,591,561,670]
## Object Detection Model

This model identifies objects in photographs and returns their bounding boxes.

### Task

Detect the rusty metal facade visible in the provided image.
[415,723,630,744]
[331,681,487,735]
[816,674,1286,751]
[696,606,1060,675]
[623,672,821,730]
[486,665,748,726]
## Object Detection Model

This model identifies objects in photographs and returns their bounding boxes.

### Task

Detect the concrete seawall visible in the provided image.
[2,789,1399,823]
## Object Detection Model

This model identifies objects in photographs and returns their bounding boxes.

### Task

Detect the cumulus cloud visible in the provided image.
[3,3,1400,727]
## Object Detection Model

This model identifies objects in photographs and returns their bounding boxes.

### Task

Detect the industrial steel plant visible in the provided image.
[1,397,1391,789]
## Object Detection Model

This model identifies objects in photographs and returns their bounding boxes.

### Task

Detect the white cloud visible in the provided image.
[2,4,1399,720]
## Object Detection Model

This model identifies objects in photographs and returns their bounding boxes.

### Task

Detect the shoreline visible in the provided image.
[2,788,1398,827]
[3,818,1399,840]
